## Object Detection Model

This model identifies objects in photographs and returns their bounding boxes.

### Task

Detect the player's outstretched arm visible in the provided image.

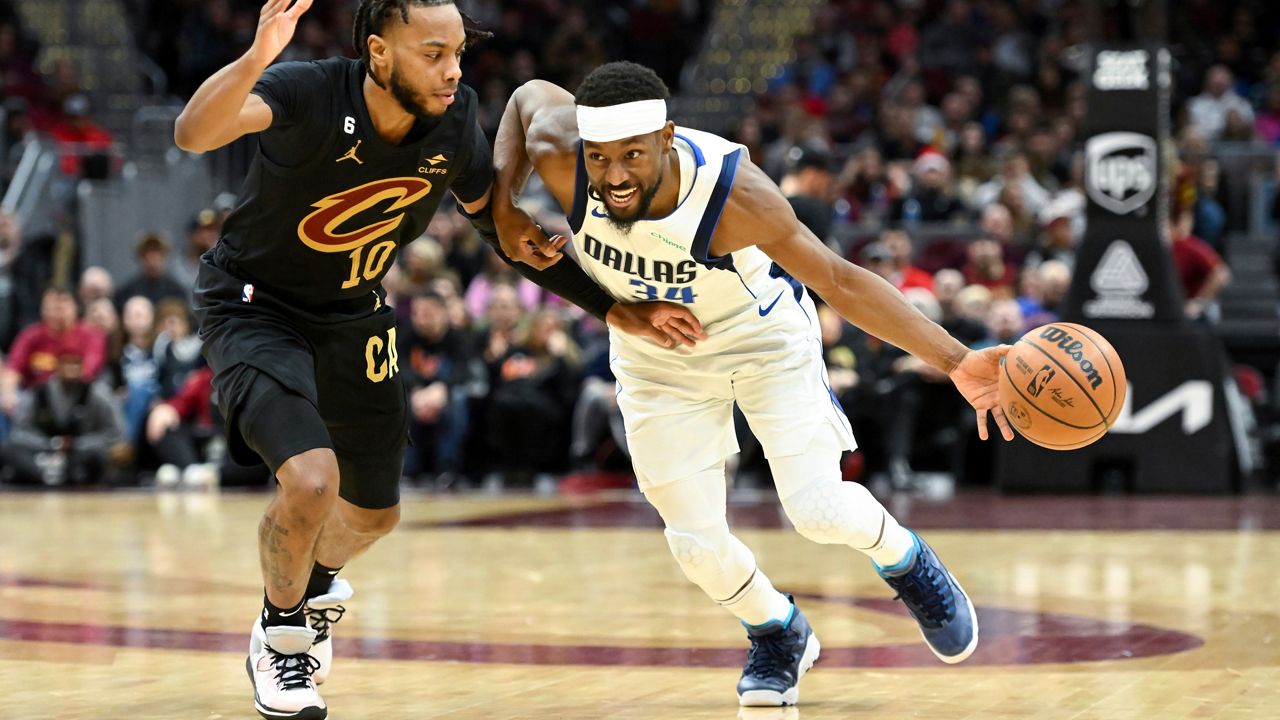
[714,158,1014,441]
[174,0,312,153]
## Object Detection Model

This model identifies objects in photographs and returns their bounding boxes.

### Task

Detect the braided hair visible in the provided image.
[352,0,492,75]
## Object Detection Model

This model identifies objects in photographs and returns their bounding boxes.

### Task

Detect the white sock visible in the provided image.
[719,569,793,626]
[859,510,916,570]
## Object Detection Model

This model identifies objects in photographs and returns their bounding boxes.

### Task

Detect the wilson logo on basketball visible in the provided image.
[1039,326,1103,390]
[297,177,433,253]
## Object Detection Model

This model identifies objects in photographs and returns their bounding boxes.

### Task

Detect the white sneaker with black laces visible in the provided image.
[304,578,352,685]
[246,621,326,720]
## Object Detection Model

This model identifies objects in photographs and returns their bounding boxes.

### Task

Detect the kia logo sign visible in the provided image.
[1086,132,1157,215]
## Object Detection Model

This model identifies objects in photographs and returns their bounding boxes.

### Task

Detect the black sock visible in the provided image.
[305,562,342,600]
[262,591,307,629]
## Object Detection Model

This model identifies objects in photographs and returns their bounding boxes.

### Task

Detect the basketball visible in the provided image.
[997,323,1127,450]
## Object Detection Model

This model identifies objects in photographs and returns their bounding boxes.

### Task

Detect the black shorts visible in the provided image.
[193,248,407,509]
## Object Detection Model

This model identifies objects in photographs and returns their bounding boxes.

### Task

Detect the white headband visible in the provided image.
[576,99,667,142]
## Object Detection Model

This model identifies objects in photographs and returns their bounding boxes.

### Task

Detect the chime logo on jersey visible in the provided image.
[297,177,433,252]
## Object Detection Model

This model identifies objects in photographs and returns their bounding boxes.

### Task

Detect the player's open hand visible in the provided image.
[607,302,707,349]
[494,206,565,269]
[949,345,1015,441]
[249,0,313,67]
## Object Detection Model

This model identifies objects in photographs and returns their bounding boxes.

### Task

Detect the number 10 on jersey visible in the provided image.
[342,240,396,290]
[629,278,697,304]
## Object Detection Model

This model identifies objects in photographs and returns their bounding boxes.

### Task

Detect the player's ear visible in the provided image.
[659,121,676,152]
[368,34,389,69]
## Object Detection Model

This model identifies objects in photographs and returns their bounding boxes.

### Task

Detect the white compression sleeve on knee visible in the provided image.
[663,527,791,625]
[770,435,915,567]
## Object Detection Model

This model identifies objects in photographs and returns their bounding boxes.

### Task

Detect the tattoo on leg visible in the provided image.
[259,514,297,596]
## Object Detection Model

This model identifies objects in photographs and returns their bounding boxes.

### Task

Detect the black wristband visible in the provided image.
[461,202,616,321]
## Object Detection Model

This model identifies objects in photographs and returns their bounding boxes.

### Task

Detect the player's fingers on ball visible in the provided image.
[992,407,1015,441]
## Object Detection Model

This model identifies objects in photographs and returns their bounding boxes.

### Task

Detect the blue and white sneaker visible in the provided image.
[736,598,821,706]
[875,531,978,663]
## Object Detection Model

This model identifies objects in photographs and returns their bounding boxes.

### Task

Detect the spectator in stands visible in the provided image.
[781,145,836,242]
[396,236,447,306]
[955,283,994,325]
[880,228,935,292]
[1188,65,1255,141]
[976,299,1025,348]
[115,232,187,308]
[174,208,221,289]
[859,241,896,283]
[399,291,479,483]
[482,309,582,490]
[837,145,894,225]
[1255,83,1280,144]
[933,268,987,346]
[50,93,116,179]
[78,266,114,309]
[1023,196,1080,272]
[919,0,981,77]
[1,96,34,180]
[0,349,123,485]
[1,285,105,416]
[1192,158,1228,250]
[118,295,158,444]
[974,153,1051,219]
[1169,214,1232,320]
[0,208,20,349]
[890,149,967,224]
[568,332,628,476]
[85,297,122,389]
[152,298,202,399]
[979,202,1027,264]
[1016,260,1069,330]
[465,248,542,321]
[144,360,218,488]
[542,7,605,89]
[961,238,1017,295]
[953,122,996,203]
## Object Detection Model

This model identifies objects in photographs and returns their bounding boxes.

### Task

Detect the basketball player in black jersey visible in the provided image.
[176,2,703,718]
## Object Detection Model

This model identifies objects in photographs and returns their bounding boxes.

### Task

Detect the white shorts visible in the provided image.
[613,335,856,489]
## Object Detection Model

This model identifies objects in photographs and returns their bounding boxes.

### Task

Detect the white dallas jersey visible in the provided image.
[567,127,820,366]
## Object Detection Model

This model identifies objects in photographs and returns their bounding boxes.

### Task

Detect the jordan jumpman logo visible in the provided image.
[336,140,363,165]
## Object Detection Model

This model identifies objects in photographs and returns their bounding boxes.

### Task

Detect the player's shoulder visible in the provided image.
[261,56,349,84]
[674,126,748,162]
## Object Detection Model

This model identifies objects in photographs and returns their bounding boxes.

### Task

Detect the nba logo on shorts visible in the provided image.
[242,283,255,303]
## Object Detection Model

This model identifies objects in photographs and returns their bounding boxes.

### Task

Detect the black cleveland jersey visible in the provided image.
[212,57,490,307]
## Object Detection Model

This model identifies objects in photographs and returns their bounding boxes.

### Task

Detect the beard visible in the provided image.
[387,64,442,122]
[590,162,665,235]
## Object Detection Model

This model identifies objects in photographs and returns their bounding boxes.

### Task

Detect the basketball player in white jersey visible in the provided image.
[492,62,1014,707]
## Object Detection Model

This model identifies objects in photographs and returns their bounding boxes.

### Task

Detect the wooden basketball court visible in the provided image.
[1,488,1277,719]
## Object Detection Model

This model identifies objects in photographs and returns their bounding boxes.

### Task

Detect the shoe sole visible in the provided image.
[246,655,328,720]
[924,571,979,664]
[738,632,821,707]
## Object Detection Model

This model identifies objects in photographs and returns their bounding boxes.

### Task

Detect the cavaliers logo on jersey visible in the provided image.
[297,177,433,253]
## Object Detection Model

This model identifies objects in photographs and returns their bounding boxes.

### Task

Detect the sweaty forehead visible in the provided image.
[382,4,465,47]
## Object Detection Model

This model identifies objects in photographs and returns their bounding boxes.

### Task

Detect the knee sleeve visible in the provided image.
[663,523,757,602]
[770,426,890,548]
[777,468,887,548]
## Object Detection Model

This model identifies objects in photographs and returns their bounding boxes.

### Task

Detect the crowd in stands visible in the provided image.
[0,0,1278,491]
